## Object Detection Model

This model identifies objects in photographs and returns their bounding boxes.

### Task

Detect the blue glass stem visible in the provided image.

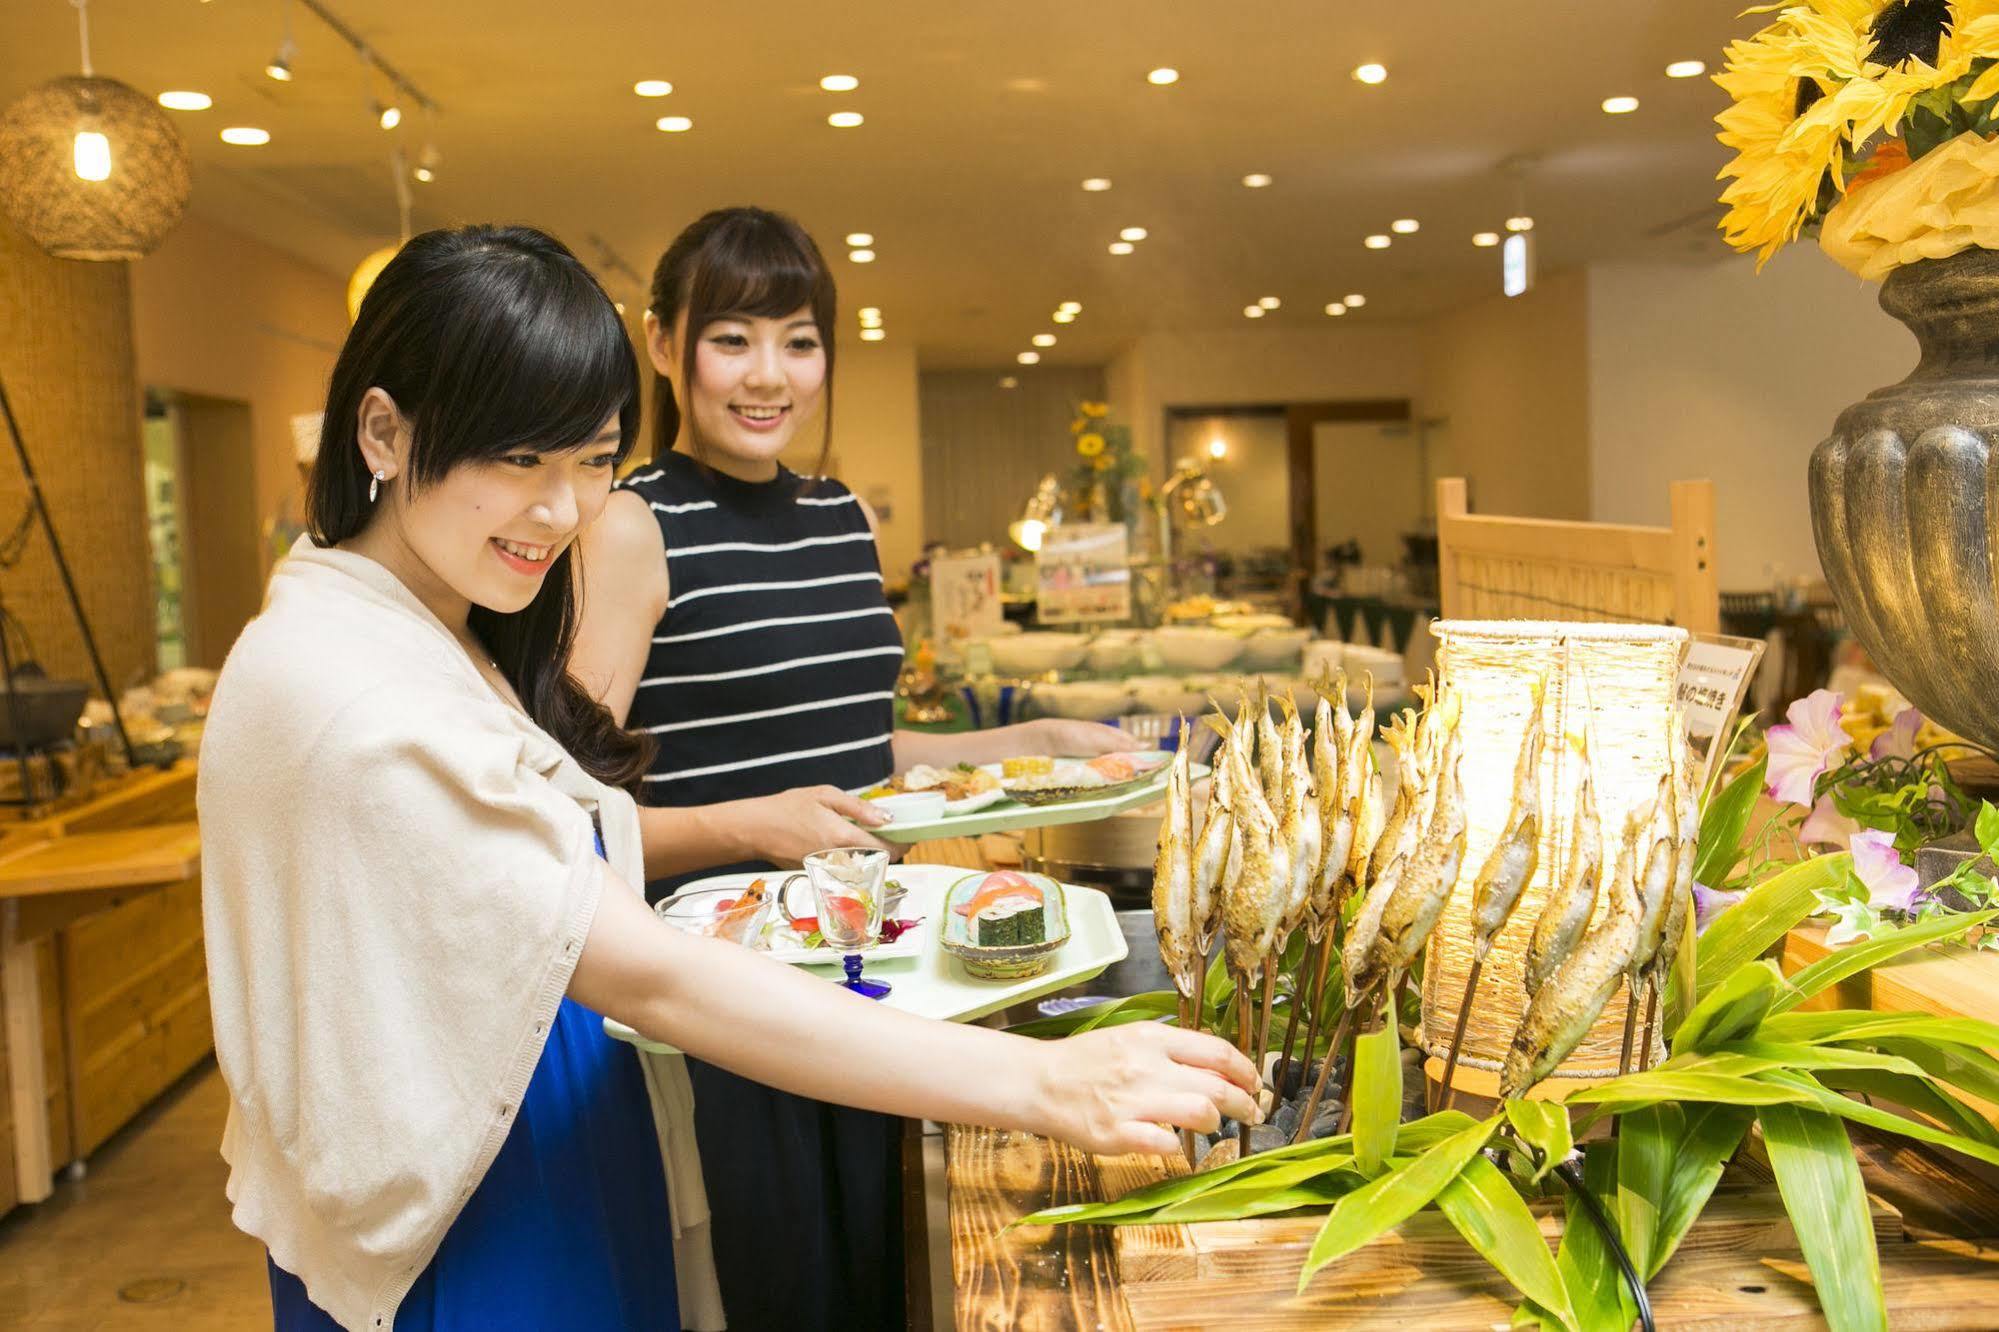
[842,952,892,1000]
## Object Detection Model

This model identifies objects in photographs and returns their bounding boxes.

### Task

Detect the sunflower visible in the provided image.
[1076,432,1106,457]
[1079,401,1109,418]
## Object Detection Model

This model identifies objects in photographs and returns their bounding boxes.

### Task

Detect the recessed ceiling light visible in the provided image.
[845,232,874,247]
[377,102,402,130]
[1258,296,1280,309]
[220,126,270,145]
[1082,177,1112,191]
[1325,302,1347,316]
[1506,215,1534,232]
[1344,293,1366,307]
[1032,333,1057,347]
[1017,351,1041,364]
[1390,218,1420,234]
[1243,305,1265,318]
[1058,301,1082,314]
[848,248,876,263]
[859,327,886,342]
[157,90,211,111]
[1109,241,1135,255]
[1052,311,1076,323]
[634,80,673,97]
[1665,60,1707,79]
[859,313,883,328]
[820,74,860,92]
[1119,226,1148,241]
[1473,231,1500,246]
[1602,96,1639,114]
[657,116,693,132]
[1352,63,1388,84]
[828,111,865,128]
[1242,173,1272,188]
[413,166,434,183]
[1147,68,1180,85]
[1364,234,1392,249]
[858,306,882,320]
[999,376,1019,389]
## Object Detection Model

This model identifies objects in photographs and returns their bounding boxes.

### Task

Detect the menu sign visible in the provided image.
[1677,632,1768,792]
[1036,523,1131,624]
[929,550,1003,642]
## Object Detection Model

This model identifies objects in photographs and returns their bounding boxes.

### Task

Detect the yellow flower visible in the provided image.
[1079,401,1109,418]
[1091,453,1112,471]
[1069,417,1088,435]
[1076,433,1106,457]
[1821,129,1999,277]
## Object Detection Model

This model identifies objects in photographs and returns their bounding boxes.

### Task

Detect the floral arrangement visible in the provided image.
[1718,0,1999,274]
[1065,401,1148,526]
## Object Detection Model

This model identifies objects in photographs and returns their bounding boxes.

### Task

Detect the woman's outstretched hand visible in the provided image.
[726,785,897,868]
[1027,1022,1261,1157]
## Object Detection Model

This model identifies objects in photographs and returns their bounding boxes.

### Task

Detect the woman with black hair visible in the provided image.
[569,206,1138,1330]
[200,224,1258,1332]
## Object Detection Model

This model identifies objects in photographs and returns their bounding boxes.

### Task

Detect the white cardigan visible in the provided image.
[199,541,722,1331]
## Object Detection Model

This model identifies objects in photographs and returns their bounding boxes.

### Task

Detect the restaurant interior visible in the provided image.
[6,1,1999,1329]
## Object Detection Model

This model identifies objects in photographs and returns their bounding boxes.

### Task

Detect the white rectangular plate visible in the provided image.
[604,864,1128,1052]
[863,758,1208,844]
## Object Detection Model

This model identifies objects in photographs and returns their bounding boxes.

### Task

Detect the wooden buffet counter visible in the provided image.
[0,762,203,1215]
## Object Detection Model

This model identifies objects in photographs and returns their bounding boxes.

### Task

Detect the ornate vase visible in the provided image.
[1810,247,1999,755]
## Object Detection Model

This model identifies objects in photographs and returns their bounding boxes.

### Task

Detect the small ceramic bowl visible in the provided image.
[940,871,1072,979]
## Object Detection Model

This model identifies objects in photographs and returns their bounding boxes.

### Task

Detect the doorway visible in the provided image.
[141,390,260,670]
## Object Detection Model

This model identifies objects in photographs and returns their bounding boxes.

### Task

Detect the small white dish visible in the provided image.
[866,789,947,823]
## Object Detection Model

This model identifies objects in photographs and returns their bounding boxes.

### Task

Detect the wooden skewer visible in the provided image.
[1235,979,1256,1158]
[1437,954,1484,1114]
[1292,933,1336,1103]
[1243,967,1279,1155]
[1271,934,1319,1101]
[1177,989,1198,1166]
[1292,982,1373,1144]
[1618,983,1641,1079]
[1638,981,1661,1072]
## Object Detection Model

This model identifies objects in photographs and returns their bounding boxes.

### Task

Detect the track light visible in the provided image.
[266,36,296,82]
[376,101,401,130]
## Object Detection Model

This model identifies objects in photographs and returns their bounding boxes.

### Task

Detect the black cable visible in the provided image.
[1555,1158,1656,1332]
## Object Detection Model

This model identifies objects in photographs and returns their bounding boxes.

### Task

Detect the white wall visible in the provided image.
[795,341,924,583]
[1108,325,1425,467]
[1586,249,1917,589]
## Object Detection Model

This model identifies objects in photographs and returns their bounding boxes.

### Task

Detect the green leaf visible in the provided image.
[1770,910,1998,1015]
[1977,801,1999,858]
[1812,1069,1999,1151]
[1756,1009,1999,1050]
[1759,1103,1887,1332]
[1436,1154,1577,1331]
[1675,959,1784,1054]
[1873,1036,1999,1110]
[1709,1040,1929,1081]
[1564,1069,1813,1119]
[1662,888,1701,1035]
[1648,1102,1753,1278]
[1297,1114,1500,1292]
[1552,1143,1635,1332]
[1006,990,1181,1038]
[1154,1154,1360,1223]
[1614,1104,1674,1280]
[1503,1099,1574,1184]
[1693,855,1851,1008]
[1351,1022,1403,1177]
[1764,1069,1999,1166]
[1696,756,1766,888]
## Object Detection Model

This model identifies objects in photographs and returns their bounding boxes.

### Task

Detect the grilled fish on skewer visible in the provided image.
[1152,741,1198,997]
[1189,726,1238,956]
[1501,808,1648,1097]
[1646,735,1701,989]
[1624,764,1679,987]
[1222,720,1286,978]
[1524,734,1601,997]
[1469,680,1549,960]
[1368,709,1424,883]
[1255,681,1284,801]
[1277,699,1321,938]
[1366,726,1470,984]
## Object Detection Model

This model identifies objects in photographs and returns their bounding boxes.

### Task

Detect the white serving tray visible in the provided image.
[863,758,1209,845]
[602,864,1128,1052]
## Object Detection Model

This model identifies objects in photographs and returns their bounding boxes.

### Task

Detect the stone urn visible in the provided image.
[1810,248,1999,755]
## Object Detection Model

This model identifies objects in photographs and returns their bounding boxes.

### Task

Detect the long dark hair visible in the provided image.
[309,224,652,790]
[647,206,837,475]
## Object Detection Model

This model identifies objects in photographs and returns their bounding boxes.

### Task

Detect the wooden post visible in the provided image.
[1669,479,1719,634]
[1435,478,1469,621]
[1,902,51,1204]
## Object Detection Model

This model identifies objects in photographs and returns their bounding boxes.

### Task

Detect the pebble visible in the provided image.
[1273,1102,1301,1136]
[1247,1124,1288,1154]
[1308,1102,1345,1140]
[1196,1138,1241,1170]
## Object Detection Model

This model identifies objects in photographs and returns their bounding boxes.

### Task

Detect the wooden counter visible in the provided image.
[0,763,202,1215]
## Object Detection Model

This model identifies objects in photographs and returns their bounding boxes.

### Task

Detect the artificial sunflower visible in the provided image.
[1079,401,1109,418]
[1076,432,1106,457]
[1070,416,1088,435]
[1091,453,1112,471]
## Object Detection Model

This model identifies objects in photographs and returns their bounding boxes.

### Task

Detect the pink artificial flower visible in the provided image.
[1870,706,1922,761]
[1849,829,1923,915]
[1800,795,1861,850]
[1765,689,1851,807]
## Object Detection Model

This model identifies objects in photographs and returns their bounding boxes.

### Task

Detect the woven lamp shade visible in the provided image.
[1419,620,1688,1079]
[0,76,191,261]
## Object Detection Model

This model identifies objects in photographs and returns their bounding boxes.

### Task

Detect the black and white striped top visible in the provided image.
[619,452,901,878]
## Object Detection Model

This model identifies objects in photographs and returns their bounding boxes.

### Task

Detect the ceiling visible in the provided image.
[1,0,1755,367]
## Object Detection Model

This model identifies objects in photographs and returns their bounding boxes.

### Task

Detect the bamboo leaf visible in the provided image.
[1710,1040,1930,1080]
[1696,756,1766,888]
[1436,1154,1577,1331]
[1663,886,1701,1035]
[1873,1036,1999,1110]
[1007,990,1182,1038]
[1813,1069,1999,1150]
[1649,1102,1753,1278]
[1756,1009,1999,1049]
[1351,1022,1403,1178]
[1673,960,1785,1054]
[1614,1104,1674,1280]
[1154,1155,1361,1223]
[1297,1115,1499,1292]
[1769,910,1998,1015]
[1764,1069,1999,1166]
[1694,855,1851,1006]
[1564,1069,1813,1118]
[1759,1103,1887,1332]
[1551,1143,1636,1332]
[1504,1099,1574,1184]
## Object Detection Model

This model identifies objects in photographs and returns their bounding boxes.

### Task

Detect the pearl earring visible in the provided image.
[369,468,386,503]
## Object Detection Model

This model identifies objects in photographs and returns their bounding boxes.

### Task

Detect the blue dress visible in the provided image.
[267,838,679,1331]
